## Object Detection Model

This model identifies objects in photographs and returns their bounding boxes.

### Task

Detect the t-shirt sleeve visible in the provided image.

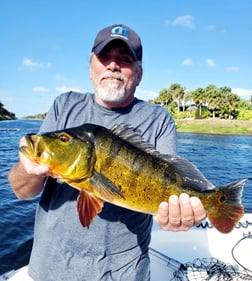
[39,99,59,133]
[155,112,177,156]
[38,92,72,133]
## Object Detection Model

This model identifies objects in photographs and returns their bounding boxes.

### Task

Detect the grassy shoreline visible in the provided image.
[175,119,252,135]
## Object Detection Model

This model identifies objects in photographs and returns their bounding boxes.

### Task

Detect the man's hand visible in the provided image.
[155,193,206,231]
[8,137,50,199]
[19,136,50,177]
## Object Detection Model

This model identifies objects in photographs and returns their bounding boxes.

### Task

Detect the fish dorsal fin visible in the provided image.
[111,124,159,155]
[161,154,215,191]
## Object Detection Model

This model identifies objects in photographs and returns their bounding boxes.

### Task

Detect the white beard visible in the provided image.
[96,83,126,103]
[94,72,130,103]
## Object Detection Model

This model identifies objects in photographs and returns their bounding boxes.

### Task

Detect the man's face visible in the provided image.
[90,40,142,108]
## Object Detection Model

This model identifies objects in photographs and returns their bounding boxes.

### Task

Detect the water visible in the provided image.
[0,120,41,274]
[0,120,251,274]
[177,132,252,211]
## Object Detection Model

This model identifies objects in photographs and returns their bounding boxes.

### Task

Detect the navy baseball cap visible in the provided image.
[92,24,142,62]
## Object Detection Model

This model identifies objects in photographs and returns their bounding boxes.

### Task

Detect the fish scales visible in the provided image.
[92,129,174,212]
[19,123,246,233]
[90,128,220,214]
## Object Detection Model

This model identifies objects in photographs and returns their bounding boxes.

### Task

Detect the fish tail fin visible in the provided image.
[207,179,246,233]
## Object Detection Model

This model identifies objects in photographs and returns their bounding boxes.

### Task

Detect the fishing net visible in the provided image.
[150,219,252,281]
[171,221,252,281]
[173,257,252,280]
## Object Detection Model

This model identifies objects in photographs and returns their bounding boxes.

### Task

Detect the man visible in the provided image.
[9,24,206,281]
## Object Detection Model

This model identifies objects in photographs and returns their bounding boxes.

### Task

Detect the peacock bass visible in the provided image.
[19,123,245,233]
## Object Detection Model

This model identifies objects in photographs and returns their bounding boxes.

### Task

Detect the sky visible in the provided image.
[1,0,251,118]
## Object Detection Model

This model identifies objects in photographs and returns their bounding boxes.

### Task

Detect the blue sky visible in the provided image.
[1,0,251,118]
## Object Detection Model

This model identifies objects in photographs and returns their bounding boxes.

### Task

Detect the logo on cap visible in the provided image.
[111,26,129,40]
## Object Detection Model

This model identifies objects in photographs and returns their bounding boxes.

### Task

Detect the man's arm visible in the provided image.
[8,137,50,199]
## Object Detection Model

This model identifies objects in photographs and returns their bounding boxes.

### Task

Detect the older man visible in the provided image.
[9,24,206,281]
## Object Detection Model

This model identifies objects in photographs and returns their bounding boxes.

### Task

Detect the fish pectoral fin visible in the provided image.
[89,171,125,201]
[77,191,104,228]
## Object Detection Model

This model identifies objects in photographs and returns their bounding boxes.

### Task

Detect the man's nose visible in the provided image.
[106,59,120,71]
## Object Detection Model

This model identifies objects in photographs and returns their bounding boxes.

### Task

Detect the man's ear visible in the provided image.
[89,54,95,81]
[136,64,143,86]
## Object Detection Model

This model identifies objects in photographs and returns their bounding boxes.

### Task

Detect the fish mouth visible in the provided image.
[19,134,43,158]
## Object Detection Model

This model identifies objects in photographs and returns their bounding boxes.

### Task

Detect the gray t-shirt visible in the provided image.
[28,92,177,281]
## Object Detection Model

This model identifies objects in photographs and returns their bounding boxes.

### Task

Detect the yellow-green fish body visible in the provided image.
[20,124,245,233]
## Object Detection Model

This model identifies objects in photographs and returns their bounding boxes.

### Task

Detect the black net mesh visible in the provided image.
[173,257,252,280]
[150,219,252,280]
[171,222,252,280]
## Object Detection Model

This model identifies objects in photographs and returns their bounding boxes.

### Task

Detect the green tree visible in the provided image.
[205,84,222,118]
[218,87,240,119]
[191,87,206,117]
[184,90,194,116]
[0,100,16,120]
[155,83,252,121]
[225,93,240,119]
[155,88,173,105]
[168,83,185,112]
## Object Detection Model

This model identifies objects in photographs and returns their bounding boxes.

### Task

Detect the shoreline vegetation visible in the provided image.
[176,118,252,135]
[1,81,252,135]
[1,106,252,135]
[1,117,251,136]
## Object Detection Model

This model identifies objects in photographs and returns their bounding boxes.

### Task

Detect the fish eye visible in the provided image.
[219,195,226,203]
[59,133,70,143]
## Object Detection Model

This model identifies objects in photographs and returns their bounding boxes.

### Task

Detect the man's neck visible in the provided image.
[94,95,135,109]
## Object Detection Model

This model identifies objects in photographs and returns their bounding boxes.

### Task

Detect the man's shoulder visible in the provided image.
[53,91,94,112]
[57,91,93,103]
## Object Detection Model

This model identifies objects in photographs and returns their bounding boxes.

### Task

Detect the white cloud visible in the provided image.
[32,87,50,92]
[171,15,195,29]
[55,86,81,94]
[232,88,252,99]
[22,57,42,69]
[182,58,193,66]
[205,58,216,67]
[22,56,52,70]
[226,66,240,72]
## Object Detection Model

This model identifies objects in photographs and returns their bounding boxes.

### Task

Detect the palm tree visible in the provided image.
[205,84,222,118]
[168,83,185,112]
[192,87,206,117]
[155,88,173,106]
[225,93,241,119]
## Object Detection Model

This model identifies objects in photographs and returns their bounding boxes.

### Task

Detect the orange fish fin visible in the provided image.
[77,191,104,228]
[207,179,246,233]
[210,205,244,233]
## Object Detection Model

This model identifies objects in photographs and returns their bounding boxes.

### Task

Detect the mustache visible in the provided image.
[99,72,126,83]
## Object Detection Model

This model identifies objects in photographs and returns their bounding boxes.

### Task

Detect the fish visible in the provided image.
[19,123,245,233]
